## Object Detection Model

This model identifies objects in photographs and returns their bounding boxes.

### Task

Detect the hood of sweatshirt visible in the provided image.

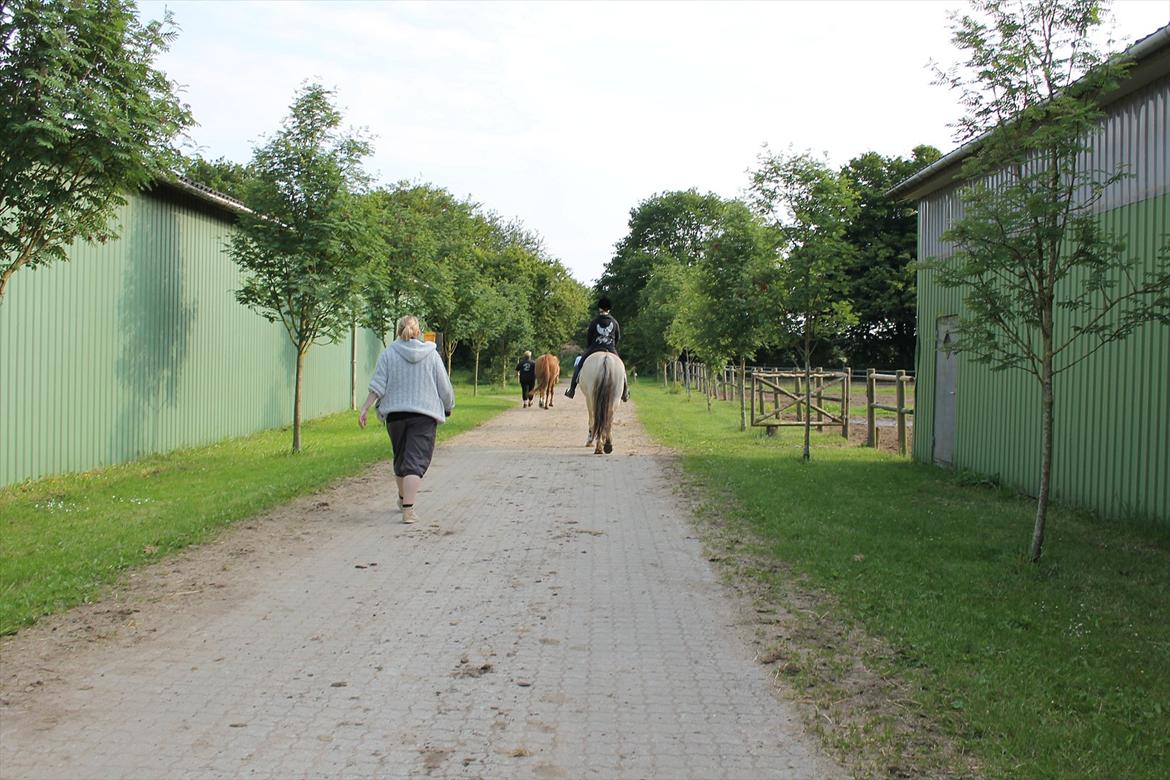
[390,338,437,364]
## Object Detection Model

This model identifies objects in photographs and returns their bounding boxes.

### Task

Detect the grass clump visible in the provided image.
[0,393,512,634]
[635,385,1170,780]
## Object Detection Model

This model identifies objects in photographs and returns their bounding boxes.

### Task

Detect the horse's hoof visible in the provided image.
[604,442,613,454]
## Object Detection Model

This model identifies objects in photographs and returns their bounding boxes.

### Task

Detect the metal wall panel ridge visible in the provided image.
[0,190,382,487]
[913,75,1170,525]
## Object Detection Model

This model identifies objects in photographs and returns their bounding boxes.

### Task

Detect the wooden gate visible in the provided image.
[749,368,850,438]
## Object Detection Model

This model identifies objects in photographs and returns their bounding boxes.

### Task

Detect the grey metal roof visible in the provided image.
[888,23,1170,202]
[155,176,252,216]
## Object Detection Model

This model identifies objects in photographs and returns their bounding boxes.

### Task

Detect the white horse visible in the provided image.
[579,351,624,455]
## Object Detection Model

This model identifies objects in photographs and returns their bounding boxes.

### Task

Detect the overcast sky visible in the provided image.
[139,0,1170,285]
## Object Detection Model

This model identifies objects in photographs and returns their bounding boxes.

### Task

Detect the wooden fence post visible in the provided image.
[866,368,876,448]
[794,374,803,422]
[739,361,747,431]
[815,366,824,432]
[896,369,907,456]
[841,365,850,439]
[749,369,755,430]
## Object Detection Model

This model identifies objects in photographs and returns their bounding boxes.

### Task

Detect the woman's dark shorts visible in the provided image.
[385,412,438,477]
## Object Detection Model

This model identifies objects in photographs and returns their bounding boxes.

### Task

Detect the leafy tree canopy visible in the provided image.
[930,0,1169,560]
[180,154,252,202]
[228,82,373,451]
[838,144,940,367]
[1,0,194,301]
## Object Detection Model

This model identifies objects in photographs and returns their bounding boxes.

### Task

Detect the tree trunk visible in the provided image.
[473,348,480,397]
[802,344,812,462]
[293,345,306,453]
[0,261,19,302]
[349,321,357,410]
[1030,355,1055,562]
[445,341,456,376]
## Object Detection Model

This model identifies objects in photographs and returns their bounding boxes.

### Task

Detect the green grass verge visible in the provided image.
[0,392,513,635]
[634,384,1170,780]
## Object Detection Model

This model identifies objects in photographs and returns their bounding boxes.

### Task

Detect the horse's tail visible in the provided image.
[592,355,614,437]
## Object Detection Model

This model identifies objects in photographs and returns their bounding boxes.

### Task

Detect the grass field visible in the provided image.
[635,384,1170,780]
[0,388,514,635]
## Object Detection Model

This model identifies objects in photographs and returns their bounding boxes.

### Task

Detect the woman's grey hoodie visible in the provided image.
[368,339,456,423]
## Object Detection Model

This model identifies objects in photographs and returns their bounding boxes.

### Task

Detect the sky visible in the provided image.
[138,0,1170,285]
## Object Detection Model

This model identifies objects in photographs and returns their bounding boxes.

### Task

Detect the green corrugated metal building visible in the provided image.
[0,180,384,487]
[890,25,1170,524]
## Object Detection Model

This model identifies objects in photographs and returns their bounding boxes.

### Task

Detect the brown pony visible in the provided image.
[535,353,560,409]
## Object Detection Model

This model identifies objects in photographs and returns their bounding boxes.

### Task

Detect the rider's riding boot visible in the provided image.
[564,385,575,399]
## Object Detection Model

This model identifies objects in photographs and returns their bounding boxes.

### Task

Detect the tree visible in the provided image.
[596,190,727,370]
[180,154,252,202]
[228,83,372,452]
[529,262,589,355]
[463,278,507,395]
[0,0,193,301]
[750,148,859,461]
[691,199,776,427]
[490,279,535,387]
[637,259,689,382]
[931,0,1170,561]
[839,145,940,367]
[358,184,445,345]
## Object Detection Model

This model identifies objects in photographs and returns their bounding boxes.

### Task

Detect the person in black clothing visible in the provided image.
[564,297,628,402]
[516,351,537,407]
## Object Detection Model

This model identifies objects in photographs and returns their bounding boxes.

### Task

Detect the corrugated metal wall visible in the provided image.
[0,188,384,487]
[914,74,1170,524]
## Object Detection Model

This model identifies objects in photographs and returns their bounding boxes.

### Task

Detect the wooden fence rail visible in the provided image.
[748,367,849,439]
[666,361,913,456]
[865,368,915,455]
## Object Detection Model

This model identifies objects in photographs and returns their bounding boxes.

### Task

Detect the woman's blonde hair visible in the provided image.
[396,315,421,341]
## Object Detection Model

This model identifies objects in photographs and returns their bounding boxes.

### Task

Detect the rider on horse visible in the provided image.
[564,297,629,402]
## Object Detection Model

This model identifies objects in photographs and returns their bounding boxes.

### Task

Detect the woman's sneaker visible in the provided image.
[402,506,417,524]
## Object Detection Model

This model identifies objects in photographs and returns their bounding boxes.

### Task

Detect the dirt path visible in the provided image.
[0,390,843,779]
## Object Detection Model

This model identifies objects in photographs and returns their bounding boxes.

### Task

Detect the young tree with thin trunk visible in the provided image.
[463,279,507,396]
[1,0,193,302]
[750,149,859,461]
[228,83,372,453]
[931,0,1170,561]
[693,199,775,430]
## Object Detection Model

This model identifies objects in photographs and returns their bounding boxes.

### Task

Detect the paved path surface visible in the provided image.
[1,392,842,779]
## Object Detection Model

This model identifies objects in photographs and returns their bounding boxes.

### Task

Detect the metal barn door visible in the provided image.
[933,316,959,466]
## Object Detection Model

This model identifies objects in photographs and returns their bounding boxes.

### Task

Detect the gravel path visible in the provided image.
[0,390,842,779]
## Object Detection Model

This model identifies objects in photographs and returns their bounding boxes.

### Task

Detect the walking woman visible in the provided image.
[359,315,455,524]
